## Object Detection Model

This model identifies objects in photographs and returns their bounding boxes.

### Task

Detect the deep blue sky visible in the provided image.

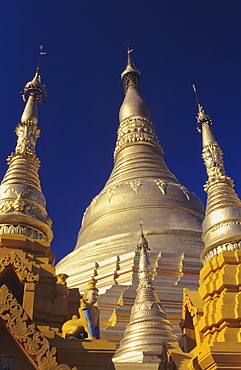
[0,1,241,263]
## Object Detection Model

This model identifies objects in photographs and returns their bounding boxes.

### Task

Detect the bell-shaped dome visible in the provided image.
[56,54,204,345]
[56,53,204,292]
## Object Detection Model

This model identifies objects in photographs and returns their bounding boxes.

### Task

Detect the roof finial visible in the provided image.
[137,219,149,252]
[37,45,47,72]
[20,47,47,108]
[121,48,141,92]
[192,84,212,132]
[127,47,134,66]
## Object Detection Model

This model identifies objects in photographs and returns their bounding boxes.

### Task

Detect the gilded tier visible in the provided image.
[0,69,52,242]
[196,101,241,263]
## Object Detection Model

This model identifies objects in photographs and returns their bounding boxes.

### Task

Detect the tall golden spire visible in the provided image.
[115,49,163,160]
[112,223,178,363]
[0,48,52,242]
[194,85,241,264]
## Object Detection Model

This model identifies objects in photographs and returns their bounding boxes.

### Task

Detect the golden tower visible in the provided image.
[0,61,82,369]
[165,90,241,369]
[57,52,205,343]
[113,224,178,364]
[0,68,52,244]
[0,59,115,370]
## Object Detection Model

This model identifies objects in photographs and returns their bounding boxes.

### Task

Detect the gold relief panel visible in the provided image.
[0,284,76,370]
[0,224,47,240]
[0,252,39,283]
[129,180,143,195]
[154,179,168,195]
[114,116,163,158]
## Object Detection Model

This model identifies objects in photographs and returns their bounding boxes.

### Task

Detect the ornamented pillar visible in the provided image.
[0,67,52,244]
[179,88,241,370]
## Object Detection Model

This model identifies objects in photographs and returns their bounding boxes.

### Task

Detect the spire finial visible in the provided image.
[137,219,149,252]
[19,48,48,129]
[121,48,141,93]
[192,84,212,132]
[127,47,134,66]
[37,45,47,71]
[21,46,47,107]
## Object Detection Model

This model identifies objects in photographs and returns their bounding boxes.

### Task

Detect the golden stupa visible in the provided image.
[0,55,115,370]
[56,51,205,343]
[162,89,241,370]
[0,68,53,243]
[113,223,178,363]
[1,52,241,370]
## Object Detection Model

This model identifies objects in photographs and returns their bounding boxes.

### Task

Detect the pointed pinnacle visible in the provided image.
[137,219,149,252]
[192,85,212,132]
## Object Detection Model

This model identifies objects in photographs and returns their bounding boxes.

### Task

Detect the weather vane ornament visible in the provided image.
[37,45,47,69]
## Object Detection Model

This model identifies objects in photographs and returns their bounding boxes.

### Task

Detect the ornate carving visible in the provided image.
[202,143,232,189]
[0,197,52,227]
[179,185,190,200]
[0,224,46,240]
[21,70,47,106]
[7,151,40,168]
[107,186,116,202]
[202,240,241,264]
[154,179,168,195]
[0,189,31,213]
[182,289,197,319]
[0,252,39,283]
[15,121,40,156]
[0,284,76,370]
[204,220,241,239]
[114,116,163,157]
[129,180,143,194]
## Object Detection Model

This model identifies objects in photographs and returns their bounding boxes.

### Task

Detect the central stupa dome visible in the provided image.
[56,53,204,342]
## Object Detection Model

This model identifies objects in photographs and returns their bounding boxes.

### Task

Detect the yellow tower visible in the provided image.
[57,52,205,344]
[166,89,241,369]
[0,54,119,370]
[0,57,82,369]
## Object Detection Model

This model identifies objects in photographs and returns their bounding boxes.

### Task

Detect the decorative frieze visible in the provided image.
[0,252,39,282]
[0,224,46,240]
[114,116,163,158]
[129,180,143,194]
[202,240,241,264]
[154,179,168,195]
[15,120,41,156]
[0,284,75,370]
